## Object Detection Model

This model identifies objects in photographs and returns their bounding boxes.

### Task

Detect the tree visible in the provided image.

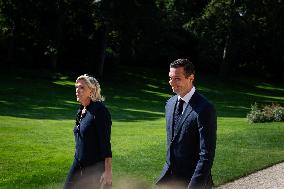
[187,0,284,78]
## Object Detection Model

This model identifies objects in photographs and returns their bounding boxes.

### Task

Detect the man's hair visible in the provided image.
[170,58,195,77]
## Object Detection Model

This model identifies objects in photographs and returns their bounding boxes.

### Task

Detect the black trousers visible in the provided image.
[63,159,104,189]
[156,169,214,189]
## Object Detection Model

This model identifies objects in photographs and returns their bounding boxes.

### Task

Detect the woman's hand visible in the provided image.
[100,157,112,188]
[100,170,112,186]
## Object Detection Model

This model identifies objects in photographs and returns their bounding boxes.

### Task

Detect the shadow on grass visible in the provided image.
[0,69,170,121]
[196,75,284,118]
[0,68,283,120]
[0,76,77,120]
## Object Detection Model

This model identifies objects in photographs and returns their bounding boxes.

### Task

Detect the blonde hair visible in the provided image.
[76,74,104,102]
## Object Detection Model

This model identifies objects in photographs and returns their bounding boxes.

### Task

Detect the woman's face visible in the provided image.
[75,80,92,105]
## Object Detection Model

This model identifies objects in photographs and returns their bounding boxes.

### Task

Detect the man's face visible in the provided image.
[169,67,194,97]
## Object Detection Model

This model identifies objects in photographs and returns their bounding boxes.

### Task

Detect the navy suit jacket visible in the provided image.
[156,91,217,188]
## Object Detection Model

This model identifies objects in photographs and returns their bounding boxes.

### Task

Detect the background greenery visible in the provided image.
[1,0,283,188]
[0,67,283,189]
[1,0,283,79]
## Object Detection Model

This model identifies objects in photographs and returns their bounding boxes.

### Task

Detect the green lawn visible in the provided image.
[0,67,283,189]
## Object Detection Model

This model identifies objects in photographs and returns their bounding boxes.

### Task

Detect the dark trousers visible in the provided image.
[63,159,104,189]
[156,169,214,189]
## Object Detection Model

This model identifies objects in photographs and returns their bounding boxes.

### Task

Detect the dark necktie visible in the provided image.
[173,99,184,138]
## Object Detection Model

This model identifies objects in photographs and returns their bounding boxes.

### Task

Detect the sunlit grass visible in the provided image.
[0,67,283,188]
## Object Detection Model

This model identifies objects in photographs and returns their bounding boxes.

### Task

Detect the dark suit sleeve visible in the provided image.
[188,104,217,188]
[96,106,112,159]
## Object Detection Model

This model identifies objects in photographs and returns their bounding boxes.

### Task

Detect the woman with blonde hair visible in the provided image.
[64,74,112,189]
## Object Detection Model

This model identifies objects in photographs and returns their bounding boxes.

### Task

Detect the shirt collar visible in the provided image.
[178,86,195,104]
[79,100,94,111]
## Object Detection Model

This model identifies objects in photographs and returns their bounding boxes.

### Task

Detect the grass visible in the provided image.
[0,67,284,188]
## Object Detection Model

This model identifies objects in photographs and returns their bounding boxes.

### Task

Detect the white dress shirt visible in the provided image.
[177,86,196,114]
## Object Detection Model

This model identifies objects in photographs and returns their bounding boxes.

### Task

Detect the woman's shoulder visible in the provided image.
[88,101,109,114]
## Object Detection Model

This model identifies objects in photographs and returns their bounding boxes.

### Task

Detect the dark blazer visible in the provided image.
[64,101,112,189]
[74,101,112,167]
[156,91,217,189]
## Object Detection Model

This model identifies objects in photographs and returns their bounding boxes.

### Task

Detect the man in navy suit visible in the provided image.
[156,59,217,189]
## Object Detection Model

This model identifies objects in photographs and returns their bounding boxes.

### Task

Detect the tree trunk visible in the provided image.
[97,24,107,78]
[7,24,16,65]
[219,34,230,77]
[51,1,64,71]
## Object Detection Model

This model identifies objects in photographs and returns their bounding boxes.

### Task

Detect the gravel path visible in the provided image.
[216,162,284,189]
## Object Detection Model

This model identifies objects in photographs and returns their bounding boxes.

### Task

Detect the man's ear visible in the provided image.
[188,74,194,82]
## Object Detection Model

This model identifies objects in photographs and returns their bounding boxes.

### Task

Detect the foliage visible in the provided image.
[0,0,283,78]
[186,0,284,77]
[247,103,284,123]
[184,0,232,72]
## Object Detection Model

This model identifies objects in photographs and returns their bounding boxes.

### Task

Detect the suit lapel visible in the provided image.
[172,103,193,140]
[167,96,177,141]
[172,92,198,141]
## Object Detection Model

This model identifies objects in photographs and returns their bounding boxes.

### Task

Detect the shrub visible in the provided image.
[247,103,284,123]
[273,105,284,122]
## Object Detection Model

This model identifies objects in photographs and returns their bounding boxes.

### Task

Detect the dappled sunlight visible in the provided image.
[256,83,284,92]
[141,89,171,98]
[103,73,169,121]
[123,108,164,116]
[31,106,66,110]
[0,77,76,119]
[122,69,169,86]
[52,80,74,86]
[214,103,250,118]
[64,100,78,105]
[0,115,73,123]
[198,86,221,93]
[112,96,140,100]
[146,84,160,89]
[108,106,164,122]
[1,68,284,189]
[0,100,13,105]
[241,92,284,101]
[223,105,249,110]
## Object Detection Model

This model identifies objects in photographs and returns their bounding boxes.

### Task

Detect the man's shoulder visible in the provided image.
[88,101,108,113]
[192,91,215,108]
[193,91,210,103]
[169,95,178,101]
[192,91,216,115]
[166,95,177,104]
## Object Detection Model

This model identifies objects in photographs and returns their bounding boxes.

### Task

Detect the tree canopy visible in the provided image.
[0,0,283,79]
